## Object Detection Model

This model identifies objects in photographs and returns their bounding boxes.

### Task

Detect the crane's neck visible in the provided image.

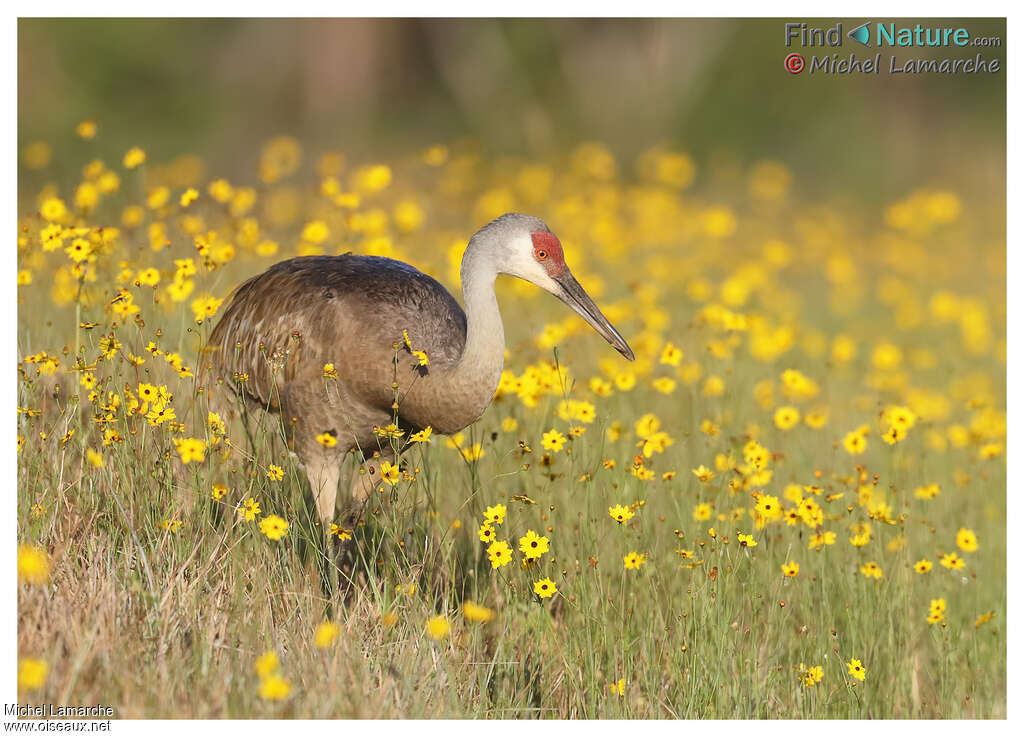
[397,240,508,435]
[454,243,506,397]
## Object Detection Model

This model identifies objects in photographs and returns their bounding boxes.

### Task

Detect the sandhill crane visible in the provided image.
[205,213,634,528]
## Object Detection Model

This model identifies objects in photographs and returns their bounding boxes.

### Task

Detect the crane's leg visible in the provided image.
[306,460,341,526]
[302,458,343,612]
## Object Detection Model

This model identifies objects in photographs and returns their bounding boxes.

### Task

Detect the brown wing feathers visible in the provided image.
[205,254,468,414]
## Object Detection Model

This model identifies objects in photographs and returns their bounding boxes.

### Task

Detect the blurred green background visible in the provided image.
[18,18,1006,204]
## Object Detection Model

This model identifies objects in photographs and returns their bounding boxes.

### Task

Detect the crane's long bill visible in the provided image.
[554,272,635,361]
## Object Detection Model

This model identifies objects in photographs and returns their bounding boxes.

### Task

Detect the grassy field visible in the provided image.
[16,134,1006,718]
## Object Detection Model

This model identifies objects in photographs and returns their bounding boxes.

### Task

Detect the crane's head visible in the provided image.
[474,213,635,361]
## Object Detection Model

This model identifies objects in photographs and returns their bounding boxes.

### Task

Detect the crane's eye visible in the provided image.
[536,250,548,260]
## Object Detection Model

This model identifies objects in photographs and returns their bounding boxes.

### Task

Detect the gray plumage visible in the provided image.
[204,213,634,525]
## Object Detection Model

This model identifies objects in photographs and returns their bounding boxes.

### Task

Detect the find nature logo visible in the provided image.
[848,22,872,46]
